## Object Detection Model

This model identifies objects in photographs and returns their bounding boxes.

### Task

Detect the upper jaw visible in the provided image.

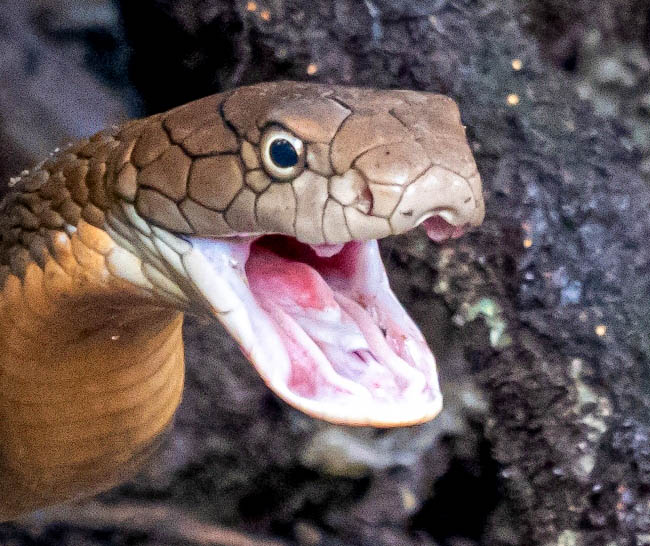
[182,234,443,427]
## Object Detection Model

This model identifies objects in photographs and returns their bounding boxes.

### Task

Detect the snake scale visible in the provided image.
[0,81,484,518]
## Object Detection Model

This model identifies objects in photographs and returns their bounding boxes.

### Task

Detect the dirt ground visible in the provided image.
[0,1,649,545]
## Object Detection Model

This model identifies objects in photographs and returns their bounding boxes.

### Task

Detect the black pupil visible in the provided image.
[269,139,298,168]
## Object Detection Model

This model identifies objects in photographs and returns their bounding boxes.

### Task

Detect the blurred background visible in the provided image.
[1,1,649,545]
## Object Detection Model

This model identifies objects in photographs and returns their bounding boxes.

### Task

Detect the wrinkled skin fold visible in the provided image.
[0,81,484,518]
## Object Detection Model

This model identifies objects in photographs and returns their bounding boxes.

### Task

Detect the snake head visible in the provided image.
[110,81,484,427]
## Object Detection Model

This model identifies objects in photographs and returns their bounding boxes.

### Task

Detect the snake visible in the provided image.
[0,81,484,519]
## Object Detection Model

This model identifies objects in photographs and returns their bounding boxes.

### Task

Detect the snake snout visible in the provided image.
[324,147,484,243]
[390,167,485,236]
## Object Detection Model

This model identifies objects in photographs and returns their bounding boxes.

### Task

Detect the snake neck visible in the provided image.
[0,120,196,519]
[0,232,186,518]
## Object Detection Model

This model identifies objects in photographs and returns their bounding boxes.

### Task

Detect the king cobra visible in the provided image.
[0,81,484,519]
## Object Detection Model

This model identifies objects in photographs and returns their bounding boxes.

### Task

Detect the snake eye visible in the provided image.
[270,139,298,168]
[260,126,305,180]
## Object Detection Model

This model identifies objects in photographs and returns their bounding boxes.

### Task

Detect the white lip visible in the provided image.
[183,236,442,427]
[415,209,458,228]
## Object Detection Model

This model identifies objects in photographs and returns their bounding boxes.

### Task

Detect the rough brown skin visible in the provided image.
[0,81,483,519]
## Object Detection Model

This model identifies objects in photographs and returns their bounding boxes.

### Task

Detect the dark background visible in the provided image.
[0,1,649,545]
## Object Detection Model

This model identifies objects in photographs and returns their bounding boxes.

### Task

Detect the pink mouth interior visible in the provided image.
[422,215,467,242]
[190,213,465,425]
[244,234,438,408]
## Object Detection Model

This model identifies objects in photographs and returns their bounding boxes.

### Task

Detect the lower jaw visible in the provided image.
[183,234,443,427]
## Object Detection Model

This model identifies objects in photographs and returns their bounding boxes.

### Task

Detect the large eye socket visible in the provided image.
[260,126,305,180]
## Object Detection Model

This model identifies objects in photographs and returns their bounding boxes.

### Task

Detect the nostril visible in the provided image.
[328,169,375,214]
[356,186,373,215]
[329,169,368,208]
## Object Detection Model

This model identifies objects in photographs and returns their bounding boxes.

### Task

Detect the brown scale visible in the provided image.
[3,81,484,256]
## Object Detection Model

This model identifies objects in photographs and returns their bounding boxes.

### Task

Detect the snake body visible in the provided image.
[0,81,483,518]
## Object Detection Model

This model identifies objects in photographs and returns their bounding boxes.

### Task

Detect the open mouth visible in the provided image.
[184,215,465,427]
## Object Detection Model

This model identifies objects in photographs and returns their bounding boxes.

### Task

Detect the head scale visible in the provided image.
[117,81,483,245]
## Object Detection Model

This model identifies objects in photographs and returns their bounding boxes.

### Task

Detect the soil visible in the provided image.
[0,1,649,545]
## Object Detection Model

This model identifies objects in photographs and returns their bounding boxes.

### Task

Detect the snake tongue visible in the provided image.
[186,236,442,427]
[421,215,468,242]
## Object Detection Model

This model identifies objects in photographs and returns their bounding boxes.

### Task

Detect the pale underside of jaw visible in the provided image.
[184,217,462,427]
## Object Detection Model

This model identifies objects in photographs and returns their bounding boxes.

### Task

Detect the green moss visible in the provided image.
[464,298,512,348]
